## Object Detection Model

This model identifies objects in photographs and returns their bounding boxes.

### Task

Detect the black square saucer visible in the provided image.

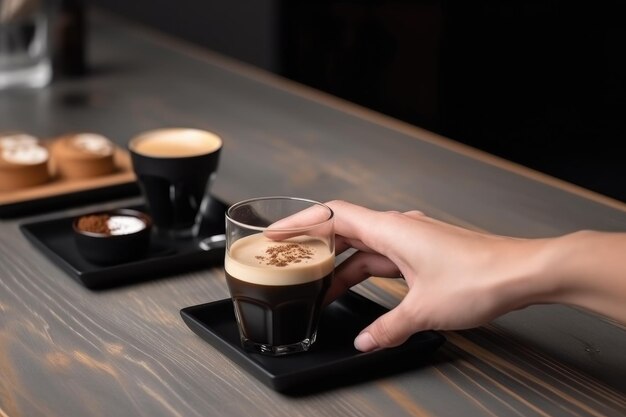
[19,196,227,290]
[180,290,446,394]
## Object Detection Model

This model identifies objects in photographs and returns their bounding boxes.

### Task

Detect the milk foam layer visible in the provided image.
[131,129,222,157]
[225,233,334,286]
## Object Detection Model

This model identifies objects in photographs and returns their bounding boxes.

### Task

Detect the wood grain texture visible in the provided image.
[1,8,625,417]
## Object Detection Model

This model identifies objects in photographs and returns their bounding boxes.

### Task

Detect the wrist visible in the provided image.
[467,230,625,324]
[541,230,626,323]
[488,236,566,313]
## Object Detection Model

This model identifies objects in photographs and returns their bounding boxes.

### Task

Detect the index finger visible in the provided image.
[266,200,396,251]
[265,203,333,232]
[324,200,398,255]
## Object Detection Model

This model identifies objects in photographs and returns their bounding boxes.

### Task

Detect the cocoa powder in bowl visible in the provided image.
[76,214,110,235]
[73,209,152,264]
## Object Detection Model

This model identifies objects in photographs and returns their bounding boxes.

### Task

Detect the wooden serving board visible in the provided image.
[0,147,139,218]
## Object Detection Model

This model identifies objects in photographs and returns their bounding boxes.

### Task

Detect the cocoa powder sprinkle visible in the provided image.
[77,214,111,235]
[255,243,315,267]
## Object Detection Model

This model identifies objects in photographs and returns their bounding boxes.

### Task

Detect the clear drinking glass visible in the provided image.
[0,0,52,89]
[225,197,335,356]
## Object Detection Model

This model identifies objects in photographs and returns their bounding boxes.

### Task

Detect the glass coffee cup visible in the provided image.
[225,197,335,356]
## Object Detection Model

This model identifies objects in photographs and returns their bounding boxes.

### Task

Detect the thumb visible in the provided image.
[354,300,418,352]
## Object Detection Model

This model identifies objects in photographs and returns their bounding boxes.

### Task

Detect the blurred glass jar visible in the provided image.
[0,0,53,89]
[52,0,86,78]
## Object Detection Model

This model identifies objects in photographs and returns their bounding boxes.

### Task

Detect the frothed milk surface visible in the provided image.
[131,129,221,157]
[225,233,334,286]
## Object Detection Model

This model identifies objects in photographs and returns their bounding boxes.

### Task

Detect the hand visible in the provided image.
[316,200,549,352]
[270,199,626,352]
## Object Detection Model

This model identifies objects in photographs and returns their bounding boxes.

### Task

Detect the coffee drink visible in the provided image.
[225,197,334,355]
[129,128,222,238]
[225,233,333,348]
[130,129,221,158]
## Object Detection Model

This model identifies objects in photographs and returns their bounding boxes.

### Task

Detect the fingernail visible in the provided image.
[354,332,378,352]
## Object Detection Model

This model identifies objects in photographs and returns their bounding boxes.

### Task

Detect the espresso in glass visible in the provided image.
[225,197,335,356]
[225,234,333,348]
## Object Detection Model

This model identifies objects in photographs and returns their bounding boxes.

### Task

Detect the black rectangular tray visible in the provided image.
[19,197,227,289]
[180,290,446,394]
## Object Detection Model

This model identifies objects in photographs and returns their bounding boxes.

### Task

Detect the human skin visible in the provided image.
[271,200,626,352]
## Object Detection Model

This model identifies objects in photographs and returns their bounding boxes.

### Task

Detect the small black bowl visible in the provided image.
[73,208,152,265]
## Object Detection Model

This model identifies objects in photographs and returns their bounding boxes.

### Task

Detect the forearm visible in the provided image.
[523,231,626,323]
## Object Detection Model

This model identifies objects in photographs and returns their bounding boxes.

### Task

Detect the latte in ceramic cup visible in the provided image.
[129,128,222,239]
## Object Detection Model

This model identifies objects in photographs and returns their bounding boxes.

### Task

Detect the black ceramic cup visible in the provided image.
[128,128,222,239]
[73,208,152,265]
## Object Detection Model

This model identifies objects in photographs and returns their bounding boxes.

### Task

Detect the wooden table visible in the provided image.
[1,9,624,417]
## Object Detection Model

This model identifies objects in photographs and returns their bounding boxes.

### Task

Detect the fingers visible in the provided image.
[326,200,381,239]
[327,250,418,352]
[335,235,375,255]
[325,200,402,256]
[325,251,400,303]
[354,297,422,352]
[264,204,334,241]
[260,200,434,353]
[335,206,427,254]
[403,210,425,219]
[266,199,429,260]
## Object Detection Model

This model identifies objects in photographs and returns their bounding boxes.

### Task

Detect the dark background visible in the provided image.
[87,0,626,202]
